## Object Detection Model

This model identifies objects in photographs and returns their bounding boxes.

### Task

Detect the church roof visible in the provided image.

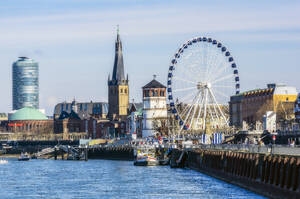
[143,79,166,89]
[54,102,108,117]
[112,31,125,82]
[58,110,81,120]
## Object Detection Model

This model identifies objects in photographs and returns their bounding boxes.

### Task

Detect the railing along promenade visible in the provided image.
[185,144,300,156]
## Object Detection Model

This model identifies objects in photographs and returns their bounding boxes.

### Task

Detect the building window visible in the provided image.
[120,89,123,93]
[80,104,83,111]
[145,90,149,97]
[286,97,289,102]
[66,104,69,111]
[61,104,64,112]
[85,104,87,111]
[160,91,165,96]
[152,90,155,96]
[125,89,127,94]
[154,90,158,96]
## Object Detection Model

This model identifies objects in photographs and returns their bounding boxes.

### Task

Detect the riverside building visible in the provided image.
[12,57,39,110]
[230,83,297,128]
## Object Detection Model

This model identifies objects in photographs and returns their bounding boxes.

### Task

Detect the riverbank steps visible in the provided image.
[170,149,300,199]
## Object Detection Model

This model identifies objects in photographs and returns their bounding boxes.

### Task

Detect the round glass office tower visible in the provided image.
[12,57,39,110]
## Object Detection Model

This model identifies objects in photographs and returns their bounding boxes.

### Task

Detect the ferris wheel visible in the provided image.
[167,36,240,133]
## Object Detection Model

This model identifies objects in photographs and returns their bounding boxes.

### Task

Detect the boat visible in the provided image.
[18,153,30,161]
[0,159,8,164]
[134,150,159,166]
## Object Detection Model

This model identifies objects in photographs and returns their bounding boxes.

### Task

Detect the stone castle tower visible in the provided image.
[142,77,167,138]
[108,28,129,121]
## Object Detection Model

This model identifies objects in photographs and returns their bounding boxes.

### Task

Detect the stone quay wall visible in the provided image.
[171,149,300,199]
[88,146,134,161]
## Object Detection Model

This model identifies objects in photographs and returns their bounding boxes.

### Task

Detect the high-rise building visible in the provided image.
[108,29,129,121]
[12,57,39,110]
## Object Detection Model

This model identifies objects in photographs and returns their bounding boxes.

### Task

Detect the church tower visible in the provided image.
[108,27,129,121]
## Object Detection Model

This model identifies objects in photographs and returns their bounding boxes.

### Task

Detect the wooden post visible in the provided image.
[85,145,88,161]
[54,147,57,160]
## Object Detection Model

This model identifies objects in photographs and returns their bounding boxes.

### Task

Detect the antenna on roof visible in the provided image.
[117,24,119,35]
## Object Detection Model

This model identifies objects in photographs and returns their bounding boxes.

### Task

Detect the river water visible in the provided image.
[0,158,266,199]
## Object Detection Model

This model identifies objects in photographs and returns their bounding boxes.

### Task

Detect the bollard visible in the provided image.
[264,155,271,183]
[269,156,277,185]
[286,157,295,189]
[280,157,289,188]
[246,153,251,178]
[249,154,254,179]
[243,153,249,177]
[261,155,267,182]
[294,158,300,192]
[275,156,282,186]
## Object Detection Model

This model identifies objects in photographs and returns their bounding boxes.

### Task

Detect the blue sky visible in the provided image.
[0,0,300,115]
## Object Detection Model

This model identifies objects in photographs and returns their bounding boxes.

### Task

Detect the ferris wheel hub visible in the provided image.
[197,82,211,89]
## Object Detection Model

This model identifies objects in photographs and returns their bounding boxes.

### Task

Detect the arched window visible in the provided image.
[125,89,127,94]
[120,89,123,93]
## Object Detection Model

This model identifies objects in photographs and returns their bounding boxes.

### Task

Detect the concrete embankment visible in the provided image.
[88,146,134,161]
[171,148,300,199]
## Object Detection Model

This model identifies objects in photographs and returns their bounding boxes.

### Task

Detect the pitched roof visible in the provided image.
[143,79,166,89]
[54,102,108,117]
[128,102,143,114]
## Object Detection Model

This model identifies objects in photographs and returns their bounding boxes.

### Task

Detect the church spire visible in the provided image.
[112,25,125,82]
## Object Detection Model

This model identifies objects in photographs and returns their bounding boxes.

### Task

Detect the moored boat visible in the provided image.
[134,151,159,166]
[0,159,8,164]
[18,153,30,161]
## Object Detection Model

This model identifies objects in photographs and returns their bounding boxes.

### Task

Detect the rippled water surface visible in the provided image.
[0,158,266,199]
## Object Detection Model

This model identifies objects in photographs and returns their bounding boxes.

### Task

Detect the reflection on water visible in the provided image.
[0,159,266,199]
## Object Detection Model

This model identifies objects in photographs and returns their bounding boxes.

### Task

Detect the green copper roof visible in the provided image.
[10,107,48,121]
